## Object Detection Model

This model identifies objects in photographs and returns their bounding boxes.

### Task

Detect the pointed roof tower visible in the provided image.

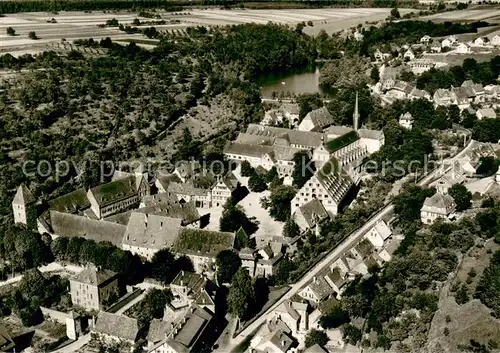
[353,91,360,131]
[12,184,35,205]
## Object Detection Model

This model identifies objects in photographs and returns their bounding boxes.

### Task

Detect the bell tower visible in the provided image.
[12,184,36,225]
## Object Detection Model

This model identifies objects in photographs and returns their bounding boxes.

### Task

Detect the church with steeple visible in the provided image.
[291,93,385,229]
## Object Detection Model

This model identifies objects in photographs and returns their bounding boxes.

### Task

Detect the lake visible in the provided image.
[258,67,328,98]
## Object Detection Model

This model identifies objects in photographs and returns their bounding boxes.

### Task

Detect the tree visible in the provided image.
[261,185,296,222]
[6,27,15,36]
[177,127,200,161]
[28,31,38,40]
[370,67,380,83]
[305,329,328,348]
[150,248,176,284]
[227,268,255,318]
[216,250,241,284]
[390,8,401,18]
[240,161,254,177]
[134,289,172,327]
[455,284,469,304]
[220,200,258,234]
[265,166,279,183]
[342,324,362,345]
[292,151,315,188]
[448,184,472,211]
[476,156,499,176]
[320,303,350,328]
[248,171,267,192]
[282,218,300,239]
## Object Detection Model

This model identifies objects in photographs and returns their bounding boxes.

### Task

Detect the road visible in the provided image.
[225,139,475,349]
[0,262,83,288]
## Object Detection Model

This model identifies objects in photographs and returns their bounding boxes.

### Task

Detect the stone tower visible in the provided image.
[353,91,360,131]
[12,184,35,225]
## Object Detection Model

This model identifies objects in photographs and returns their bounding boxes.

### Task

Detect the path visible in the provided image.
[222,139,475,350]
[0,262,83,288]
[51,333,90,353]
[113,291,147,315]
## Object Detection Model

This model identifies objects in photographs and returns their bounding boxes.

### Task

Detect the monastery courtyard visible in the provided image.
[197,166,285,244]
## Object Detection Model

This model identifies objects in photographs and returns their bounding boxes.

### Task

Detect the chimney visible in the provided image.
[313,276,317,283]
[281,340,286,347]
[144,213,148,226]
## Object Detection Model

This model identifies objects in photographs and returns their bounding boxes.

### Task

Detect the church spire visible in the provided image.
[353,91,359,131]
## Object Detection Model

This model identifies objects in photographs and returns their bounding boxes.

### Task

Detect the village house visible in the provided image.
[261,103,300,127]
[169,271,217,314]
[292,198,330,234]
[70,265,120,311]
[121,212,183,261]
[456,43,471,54]
[93,312,140,345]
[433,89,454,106]
[239,247,258,277]
[430,172,466,195]
[155,172,182,194]
[172,161,201,183]
[476,107,497,120]
[173,228,236,273]
[403,49,416,61]
[139,193,201,227]
[211,172,239,207]
[267,299,309,336]
[473,37,485,47]
[491,35,500,46]
[409,59,436,74]
[150,304,214,353]
[167,180,212,208]
[363,220,392,248]
[430,40,442,53]
[255,244,283,277]
[399,112,414,130]
[250,325,295,353]
[353,31,364,41]
[420,193,456,224]
[299,267,346,303]
[298,107,335,132]
[420,35,432,44]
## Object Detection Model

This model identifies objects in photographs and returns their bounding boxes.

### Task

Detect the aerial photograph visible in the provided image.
[2,0,500,352]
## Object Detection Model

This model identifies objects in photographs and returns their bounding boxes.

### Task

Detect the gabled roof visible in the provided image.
[422,193,455,213]
[307,276,335,301]
[156,173,183,191]
[355,238,374,258]
[48,188,90,214]
[173,228,235,257]
[122,212,182,251]
[171,305,213,348]
[49,211,126,246]
[147,319,170,344]
[12,184,35,205]
[304,107,334,129]
[94,312,139,341]
[358,128,384,140]
[296,198,329,228]
[274,299,300,321]
[316,155,353,203]
[245,124,324,148]
[89,176,137,207]
[72,266,118,286]
[171,271,206,295]
[257,328,294,353]
[281,103,299,115]
[325,130,359,153]
[477,108,496,118]
[324,125,354,138]
[304,344,329,353]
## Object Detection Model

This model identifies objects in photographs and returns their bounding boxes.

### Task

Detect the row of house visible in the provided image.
[380,78,500,114]
[251,219,398,352]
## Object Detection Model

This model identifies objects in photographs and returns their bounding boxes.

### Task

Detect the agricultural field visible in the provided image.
[0,7,417,56]
[421,6,500,22]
